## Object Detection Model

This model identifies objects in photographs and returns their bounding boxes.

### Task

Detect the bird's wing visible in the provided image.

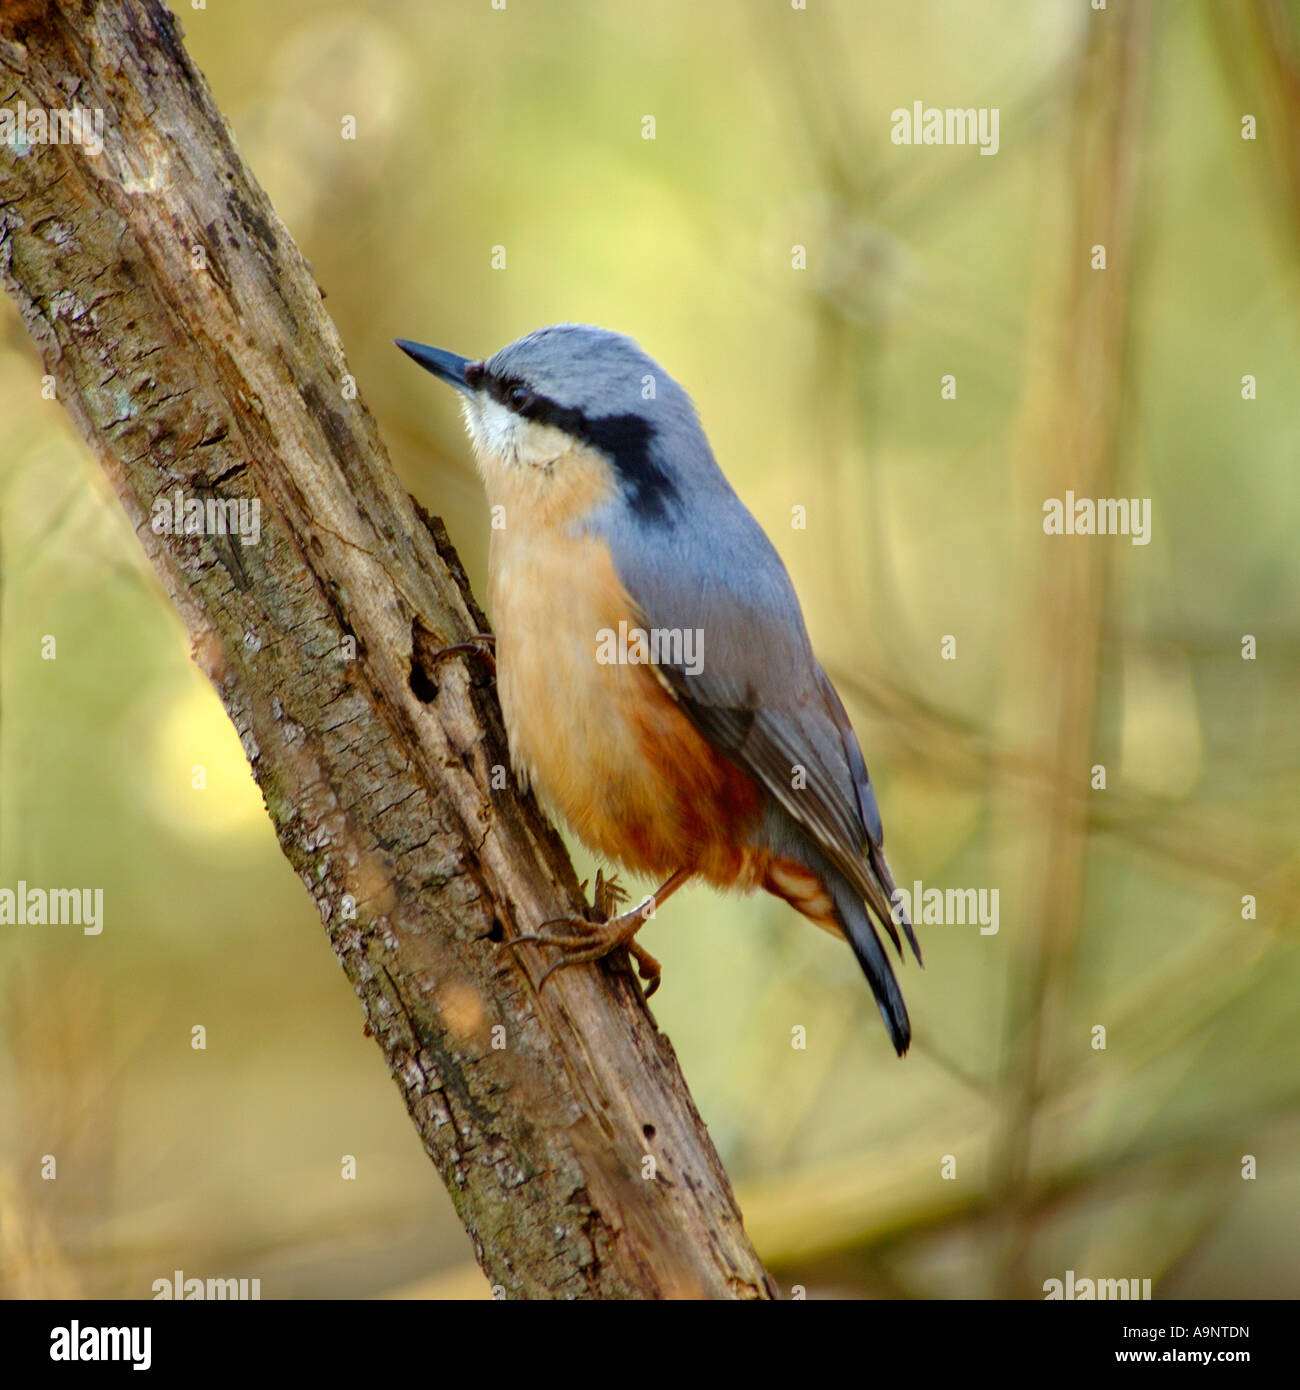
[607,509,919,963]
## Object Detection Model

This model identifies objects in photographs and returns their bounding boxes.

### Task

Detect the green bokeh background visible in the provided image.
[1,0,1297,1298]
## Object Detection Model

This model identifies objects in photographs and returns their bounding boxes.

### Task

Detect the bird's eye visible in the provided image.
[508,385,534,412]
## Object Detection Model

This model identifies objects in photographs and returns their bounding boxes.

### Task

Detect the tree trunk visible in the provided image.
[0,0,774,1301]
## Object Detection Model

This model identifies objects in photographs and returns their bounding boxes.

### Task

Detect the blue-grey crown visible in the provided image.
[471,324,708,521]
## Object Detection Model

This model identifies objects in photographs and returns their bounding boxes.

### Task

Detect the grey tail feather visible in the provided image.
[868,843,923,967]
[830,873,911,1056]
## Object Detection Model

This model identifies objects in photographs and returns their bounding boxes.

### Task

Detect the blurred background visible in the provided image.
[2,0,1298,1299]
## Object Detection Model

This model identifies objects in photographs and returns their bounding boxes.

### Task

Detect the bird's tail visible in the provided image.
[867,842,923,967]
[827,867,912,1056]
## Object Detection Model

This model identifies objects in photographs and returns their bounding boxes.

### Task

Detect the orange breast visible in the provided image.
[488,522,766,887]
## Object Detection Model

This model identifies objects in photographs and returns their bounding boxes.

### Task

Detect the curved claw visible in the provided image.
[501,869,686,998]
[629,942,662,998]
[428,633,497,676]
[537,955,585,991]
[536,915,596,935]
[536,941,644,993]
[502,918,598,951]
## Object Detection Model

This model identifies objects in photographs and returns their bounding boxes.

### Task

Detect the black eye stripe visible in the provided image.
[483,372,582,432]
[476,368,680,519]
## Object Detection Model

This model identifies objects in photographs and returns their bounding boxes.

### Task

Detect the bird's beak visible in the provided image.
[394,339,476,396]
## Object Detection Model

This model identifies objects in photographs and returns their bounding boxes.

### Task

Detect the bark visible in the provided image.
[0,0,774,1300]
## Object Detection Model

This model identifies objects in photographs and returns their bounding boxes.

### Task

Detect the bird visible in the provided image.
[396,325,922,1054]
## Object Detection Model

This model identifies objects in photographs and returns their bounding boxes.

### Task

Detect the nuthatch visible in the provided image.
[396,325,921,1054]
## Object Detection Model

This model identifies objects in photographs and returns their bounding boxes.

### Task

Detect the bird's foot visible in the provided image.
[505,868,663,997]
[587,868,629,918]
[429,631,497,676]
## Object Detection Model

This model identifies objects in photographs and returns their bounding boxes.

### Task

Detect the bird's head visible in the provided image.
[396,324,711,525]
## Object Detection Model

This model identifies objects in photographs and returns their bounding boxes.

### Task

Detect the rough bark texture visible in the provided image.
[0,0,775,1300]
